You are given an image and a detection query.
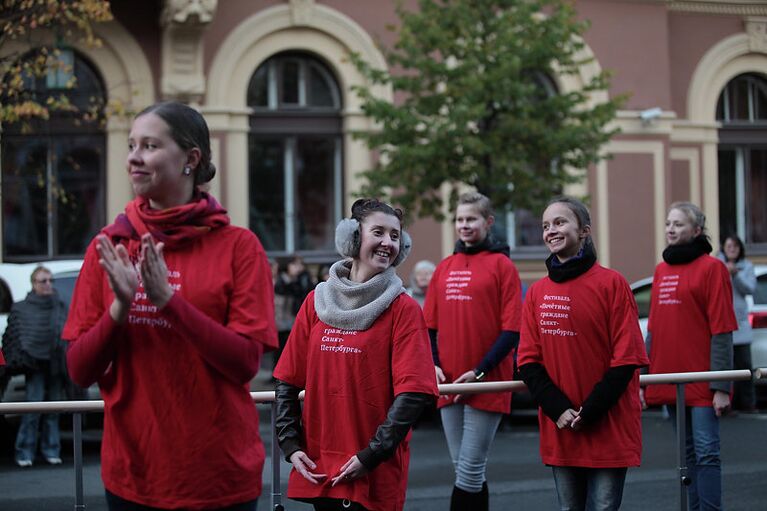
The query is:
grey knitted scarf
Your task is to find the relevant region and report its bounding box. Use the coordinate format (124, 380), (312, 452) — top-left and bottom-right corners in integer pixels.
(314, 260), (405, 331)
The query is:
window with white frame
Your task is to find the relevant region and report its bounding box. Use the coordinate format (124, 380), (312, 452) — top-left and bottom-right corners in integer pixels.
(1, 49), (106, 261)
(717, 73), (767, 248)
(247, 53), (343, 260)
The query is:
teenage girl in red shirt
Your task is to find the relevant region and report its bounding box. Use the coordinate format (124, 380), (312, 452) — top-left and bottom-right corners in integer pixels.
(643, 201), (736, 511)
(518, 196), (648, 511)
(423, 192), (522, 511)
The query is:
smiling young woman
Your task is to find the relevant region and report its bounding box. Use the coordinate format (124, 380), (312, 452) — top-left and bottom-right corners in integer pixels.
(518, 196), (649, 511)
(273, 199), (437, 511)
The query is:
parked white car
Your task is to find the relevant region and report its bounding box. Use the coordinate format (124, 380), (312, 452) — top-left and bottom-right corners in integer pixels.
(0, 260), (85, 402)
(631, 264), (767, 404)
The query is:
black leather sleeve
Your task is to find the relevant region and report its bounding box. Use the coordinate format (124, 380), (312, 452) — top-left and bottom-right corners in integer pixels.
(357, 392), (435, 471)
(274, 380), (304, 462)
(578, 365), (637, 426)
(519, 362), (574, 423)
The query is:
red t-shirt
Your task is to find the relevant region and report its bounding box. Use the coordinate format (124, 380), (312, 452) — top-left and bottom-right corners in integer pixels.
(273, 292), (438, 511)
(63, 225), (277, 509)
(0, 349), (4, 365)
(645, 255), (737, 407)
(423, 251), (522, 413)
(518, 264), (649, 467)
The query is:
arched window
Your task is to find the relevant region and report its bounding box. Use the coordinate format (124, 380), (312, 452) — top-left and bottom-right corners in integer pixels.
(494, 71), (559, 252)
(247, 53), (343, 260)
(1, 49), (106, 261)
(716, 73), (767, 248)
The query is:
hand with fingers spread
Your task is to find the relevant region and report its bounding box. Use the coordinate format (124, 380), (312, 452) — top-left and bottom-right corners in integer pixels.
(95, 234), (139, 323)
(289, 451), (327, 484)
(331, 455), (367, 487)
(139, 234), (174, 308)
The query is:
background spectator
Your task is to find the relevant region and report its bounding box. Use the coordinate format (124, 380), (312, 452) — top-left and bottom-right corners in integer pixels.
(406, 260), (436, 309)
(718, 234), (757, 412)
(5, 266), (68, 467)
(273, 255), (314, 368)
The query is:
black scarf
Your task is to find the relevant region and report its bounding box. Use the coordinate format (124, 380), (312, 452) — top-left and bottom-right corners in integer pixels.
(662, 235), (712, 265)
(545, 239), (598, 283)
(454, 234), (510, 256)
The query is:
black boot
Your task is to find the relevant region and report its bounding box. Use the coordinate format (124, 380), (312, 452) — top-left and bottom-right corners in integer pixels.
(479, 481), (489, 510)
(449, 483), (489, 511)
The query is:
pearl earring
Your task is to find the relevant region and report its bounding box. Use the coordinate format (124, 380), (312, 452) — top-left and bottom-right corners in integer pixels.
(183, 166), (192, 176)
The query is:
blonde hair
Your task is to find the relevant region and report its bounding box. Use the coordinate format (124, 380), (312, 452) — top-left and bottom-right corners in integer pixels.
(457, 192), (493, 219)
(668, 201), (707, 235)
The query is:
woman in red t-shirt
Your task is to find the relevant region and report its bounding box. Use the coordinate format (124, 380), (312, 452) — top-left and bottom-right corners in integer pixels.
(517, 196), (648, 510)
(643, 202), (736, 511)
(273, 199), (438, 511)
(423, 192), (522, 511)
(64, 102), (278, 510)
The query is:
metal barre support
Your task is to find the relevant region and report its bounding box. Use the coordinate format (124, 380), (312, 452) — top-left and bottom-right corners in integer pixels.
(270, 401), (284, 511)
(675, 384), (689, 511)
(73, 412), (85, 511)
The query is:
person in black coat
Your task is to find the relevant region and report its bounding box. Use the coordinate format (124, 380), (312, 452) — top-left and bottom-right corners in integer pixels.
(4, 266), (68, 467)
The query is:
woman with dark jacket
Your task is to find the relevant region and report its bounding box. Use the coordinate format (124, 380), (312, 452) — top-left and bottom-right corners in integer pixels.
(7, 266), (68, 467)
(718, 234), (757, 412)
(274, 199), (438, 511)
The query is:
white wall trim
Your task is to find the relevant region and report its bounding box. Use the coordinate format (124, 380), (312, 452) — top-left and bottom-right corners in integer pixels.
(670, 147), (701, 205)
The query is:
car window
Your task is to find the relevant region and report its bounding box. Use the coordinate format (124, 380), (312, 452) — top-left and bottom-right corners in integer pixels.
(633, 283), (652, 319)
(754, 273), (767, 305)
(52, 272), (79, 310)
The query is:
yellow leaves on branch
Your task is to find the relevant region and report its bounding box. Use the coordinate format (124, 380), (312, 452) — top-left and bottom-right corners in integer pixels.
(1, 0), (113, 44)
(1, 100), (49, 122)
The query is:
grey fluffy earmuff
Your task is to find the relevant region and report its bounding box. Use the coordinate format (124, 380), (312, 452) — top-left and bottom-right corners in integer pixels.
(334, 218), (412, 267)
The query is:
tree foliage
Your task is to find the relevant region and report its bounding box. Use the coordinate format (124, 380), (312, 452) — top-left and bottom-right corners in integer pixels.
(0, 0), (113, 129)
(351, 0), (625, 221)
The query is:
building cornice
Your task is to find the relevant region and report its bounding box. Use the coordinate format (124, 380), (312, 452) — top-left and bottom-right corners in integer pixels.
(668, 1), (767, 16)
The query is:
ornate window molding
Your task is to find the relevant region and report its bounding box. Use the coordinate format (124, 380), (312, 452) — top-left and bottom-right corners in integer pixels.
(668, 1), (767, 16)
(688, 23), (767, 123)
(160, 0), (218, 103)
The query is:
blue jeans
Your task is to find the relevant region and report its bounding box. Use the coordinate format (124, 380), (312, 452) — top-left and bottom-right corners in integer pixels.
(669, 406), (722, 511)
(551, 466), (627, 511)
(15, 369), (63, 462)
(106, 490), (258, 510)
(440, 404), (502, 493)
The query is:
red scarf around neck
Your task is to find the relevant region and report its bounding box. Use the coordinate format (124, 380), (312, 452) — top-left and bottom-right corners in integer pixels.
(102, 192), (230, 257)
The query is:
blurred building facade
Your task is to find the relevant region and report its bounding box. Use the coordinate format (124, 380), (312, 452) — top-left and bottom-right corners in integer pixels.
(1, 0), (766, 283)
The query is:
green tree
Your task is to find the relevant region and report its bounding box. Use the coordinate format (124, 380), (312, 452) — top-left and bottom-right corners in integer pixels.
(0, 0), (113, 129)
(351, 0), (625, 220)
